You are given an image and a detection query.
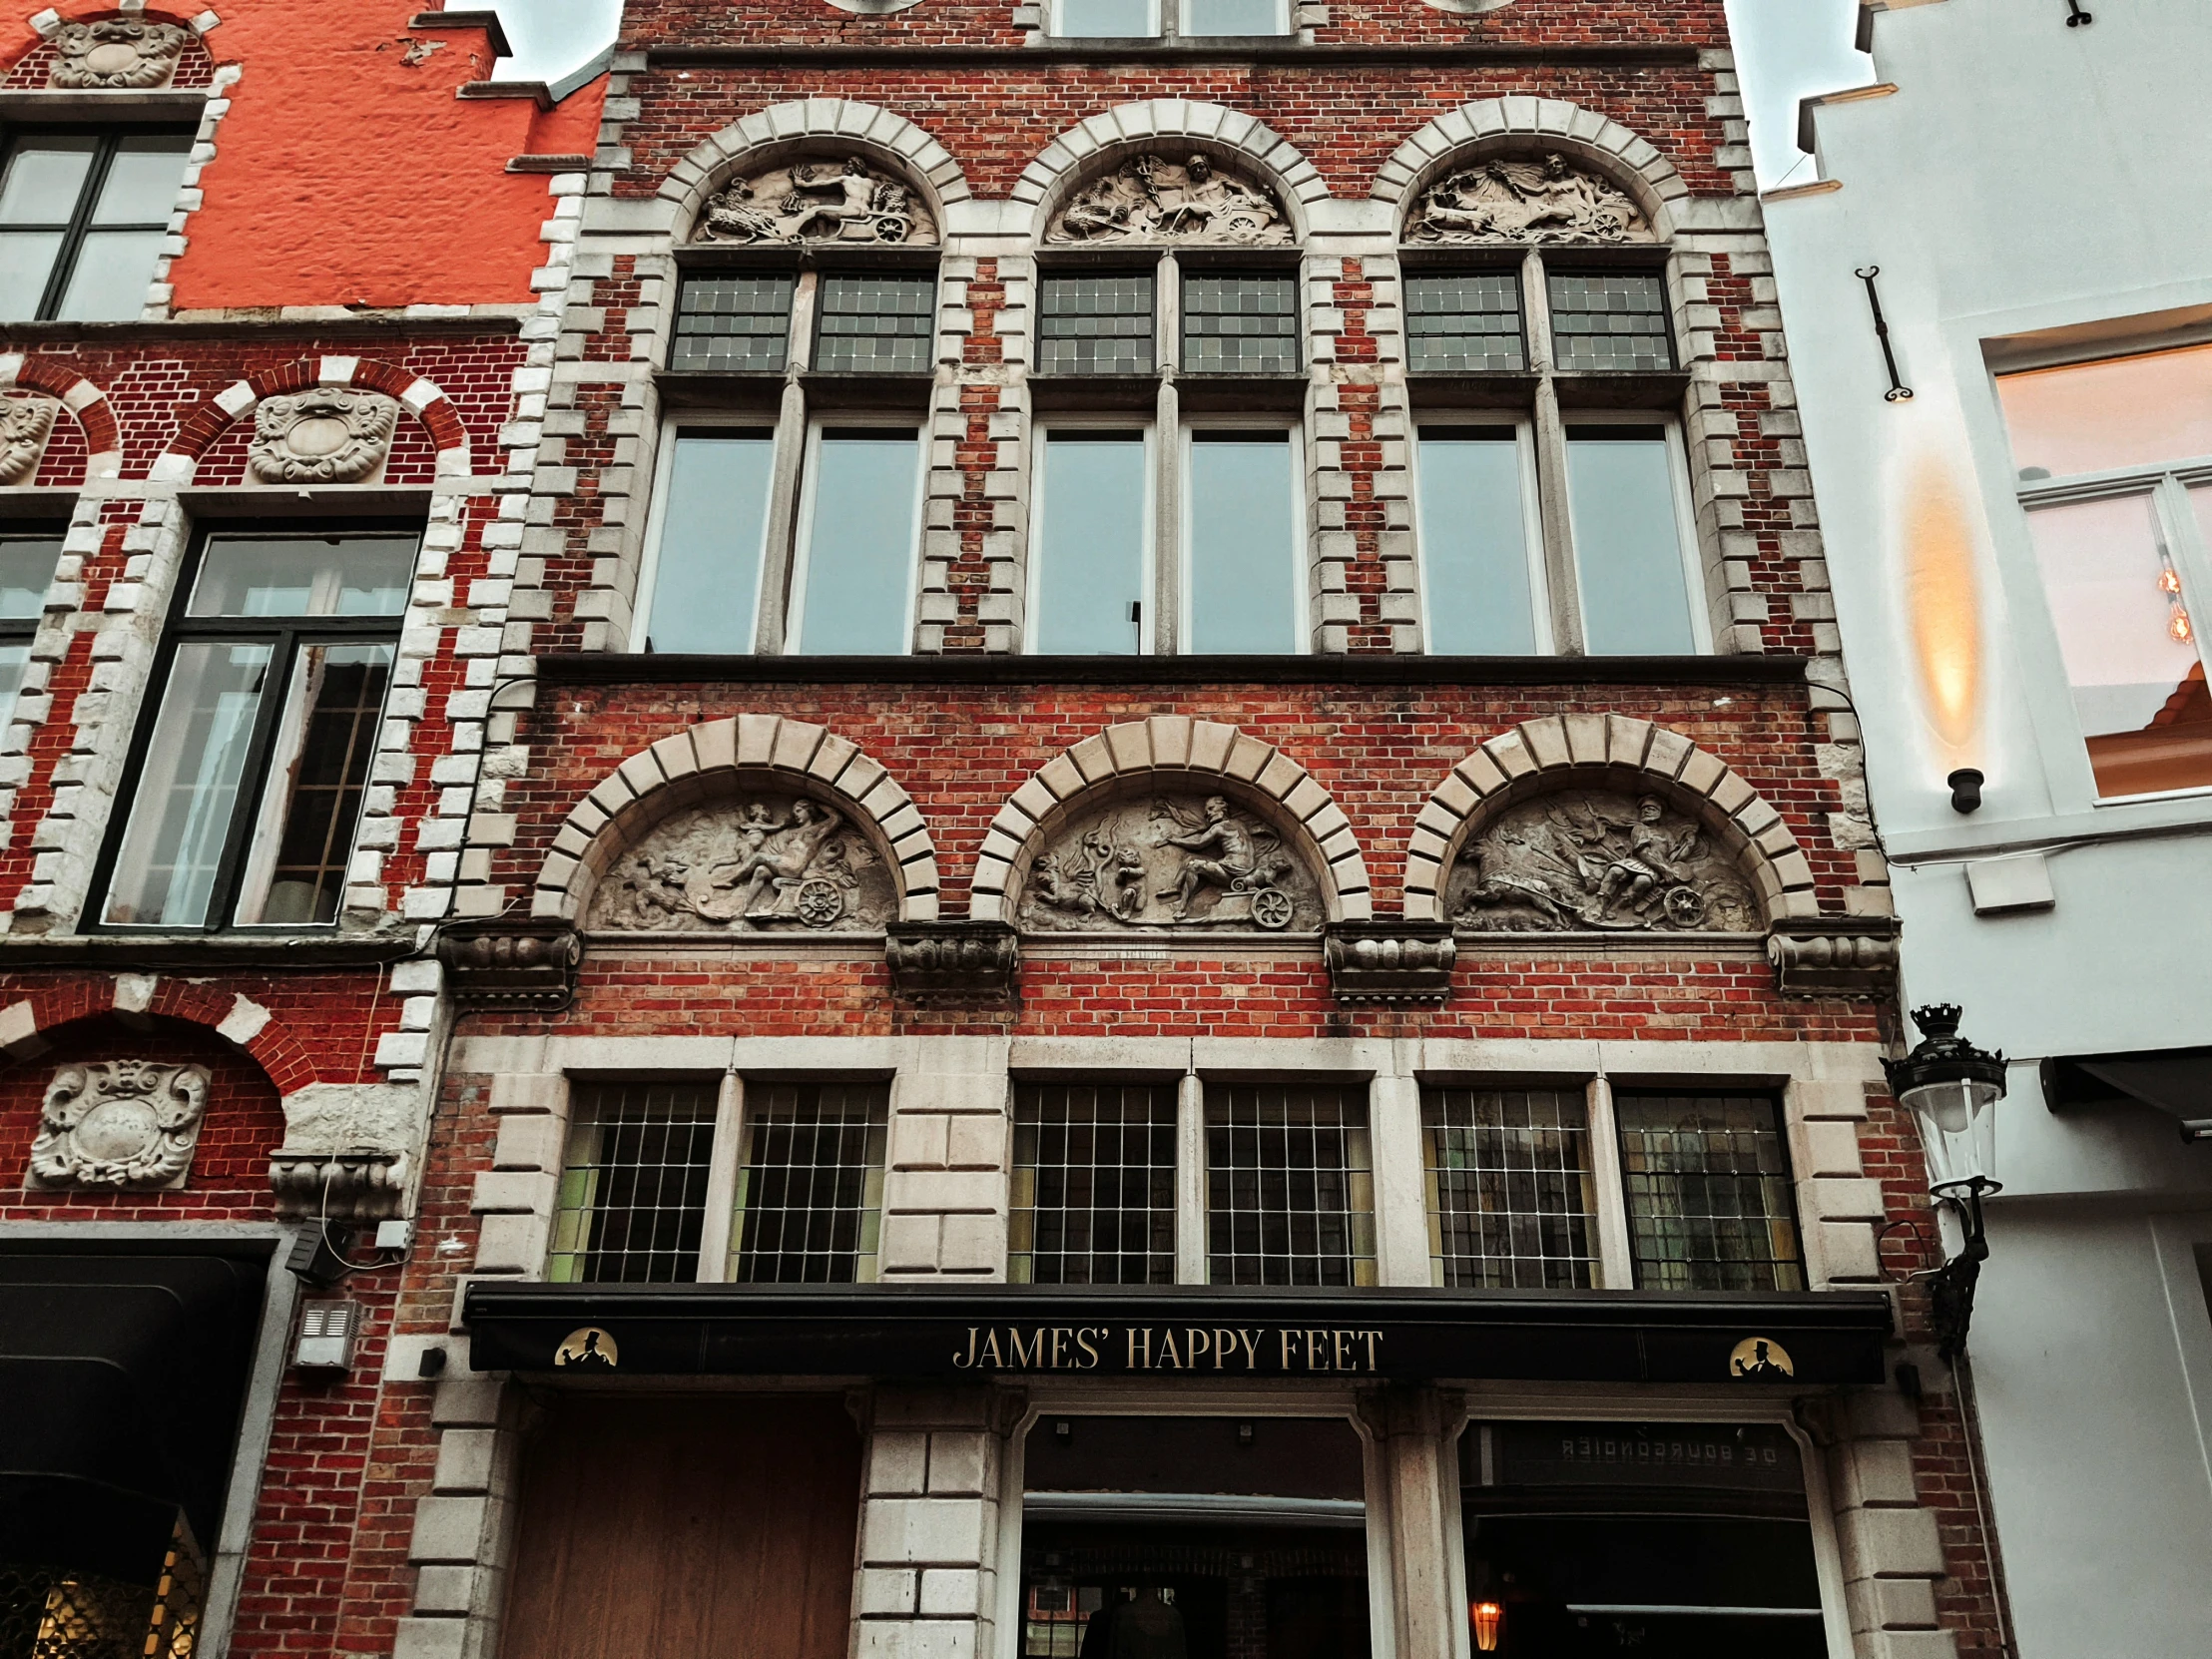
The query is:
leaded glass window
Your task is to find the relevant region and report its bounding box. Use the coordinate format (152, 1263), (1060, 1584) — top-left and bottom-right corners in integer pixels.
(1206, 1084), (1376, 1287)
(548, 1083), (720, 1283)
(1615, 1092), (1804, 1292)
(1406, 273), (1526, 373)
(731, 1081), (889, 1283)
(670, 274), (794, 371)
(1547, 271), (1674, 372)
(1011, 1083), (1178, 1285)
(1038, 273), (1156, 374)
(1182, 274), (1299, 374)
(815, 274), (936, 374)
(1422, 1087), (1598, 1289)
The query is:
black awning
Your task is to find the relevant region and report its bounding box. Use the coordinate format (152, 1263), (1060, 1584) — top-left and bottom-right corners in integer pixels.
(0, 1251), (267, 1584)
(2043, 1047), (2212, 1140)
(464, 1283), (1891, 1388)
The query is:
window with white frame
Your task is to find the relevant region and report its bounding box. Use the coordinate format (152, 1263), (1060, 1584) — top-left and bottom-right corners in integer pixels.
(1995, 340), (2212, 800)
(545, 1077), (890, 1285)
(0, 131), (193, 322)
(94, 529), (416, 930)
(0, 532), (62, 708)
(1047, 0), (1291, 38)
(1406, 257), (1708, 657)
(641, 264), (938, 657)
(1029, 424), (1152, 654)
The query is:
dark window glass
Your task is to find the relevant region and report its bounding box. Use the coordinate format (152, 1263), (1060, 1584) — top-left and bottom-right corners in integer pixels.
(1547, 271), (1674, 372)
(670, 274), (794, 372)
(1406, 273), (1526, 373)
(1615, 1092), (1804, 1291)
(732, 1081), (889, 1283)
(1038, 273), (1155, 375)
(1012, 1083), (1178, 1285)
(1422, 1087), (1597, 1289)
(1206, 1084), (1375, 1287)
(815, 274), (935, 374)
(549, 1083), (721, 1283)
(1182, 274), (1299, 374)
(0, 132), (191, 322)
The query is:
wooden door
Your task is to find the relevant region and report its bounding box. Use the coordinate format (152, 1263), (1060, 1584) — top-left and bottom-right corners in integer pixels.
(499, 1393), (861, 1659)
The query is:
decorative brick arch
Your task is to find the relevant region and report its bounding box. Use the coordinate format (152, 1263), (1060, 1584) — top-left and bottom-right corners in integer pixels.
(973, 718), (1372, 925)
(531, 715), (943, 924)
(0, 353), (121, 478)
(0, 975), (317, 1096)
(659, 99), (972, 241)
(1015, 101), (1331, 241)
(8, 5), (225, 89)
(1370, 97), (1694, 241)
(152, 355), (472, 483)
(1402, 715), (1817, 925)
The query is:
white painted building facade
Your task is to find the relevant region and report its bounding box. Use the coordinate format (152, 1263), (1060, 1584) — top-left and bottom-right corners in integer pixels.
(1768, 3), (2212, 1656)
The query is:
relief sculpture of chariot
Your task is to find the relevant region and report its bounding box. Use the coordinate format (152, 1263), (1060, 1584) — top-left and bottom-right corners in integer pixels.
(1447, 791), (1760, 934)
(1021, 794), (1322, 934)
(588, 796), (895, 933)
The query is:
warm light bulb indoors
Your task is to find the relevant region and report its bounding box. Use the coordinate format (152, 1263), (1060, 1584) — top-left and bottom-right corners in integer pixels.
(1471, 1601), (1503, 1653)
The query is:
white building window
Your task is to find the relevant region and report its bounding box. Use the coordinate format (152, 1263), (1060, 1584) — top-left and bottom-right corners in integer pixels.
(0, 131), (192, 322)
(637, 429), (777, 654)
(1997, 341), (2212, 800)
(1047, 0), (1289, 37)
(1183, 425), (1306, 655)
(1030, 424), (1154, 654)
(788, 423), (925, 655)
(1412, 421), (1548, 654)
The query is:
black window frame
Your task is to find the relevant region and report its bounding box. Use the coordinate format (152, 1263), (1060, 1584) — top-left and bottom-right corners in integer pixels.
(0, 524), (65, 684)
(86, 518), (421, 935)
(0, 126), (196, 323)
(1545, 266), (1679, 375)
(1403, 263), (1531, 376)
(1179, 266), (1303, 376)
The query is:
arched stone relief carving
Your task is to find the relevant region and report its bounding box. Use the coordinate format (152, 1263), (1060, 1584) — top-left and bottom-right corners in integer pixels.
(29, 1058), (210, 1189)
(694, 154), (938, 247)
(248, 387), (399, 484)
(974, 718), (1372, 930)
(1047, 153), (1292, 247)
(1405, 152), (1653, 246)
(1403, 716), (1818, 930)
(659, 101), (970, 246)
(533, 715), (941, 927)
(51, 18), (189, 89)
(0, 396), (58, 485)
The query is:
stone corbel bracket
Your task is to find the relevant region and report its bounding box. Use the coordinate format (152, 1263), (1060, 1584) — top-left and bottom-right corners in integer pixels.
(270, 1147), (409, 1222)
(437, 919), (584, 1010)
(1325, 920), (1457, 1004)
(886, 920), (1020, 1002)
(1766, 915), (1903, 1000)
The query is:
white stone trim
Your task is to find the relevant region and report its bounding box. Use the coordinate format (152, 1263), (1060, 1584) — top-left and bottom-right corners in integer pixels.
(529, 715), (944, 923)
(0, 357), (120, 477)
(972, 717), (1373, 924)
(142, 59), (240, 321)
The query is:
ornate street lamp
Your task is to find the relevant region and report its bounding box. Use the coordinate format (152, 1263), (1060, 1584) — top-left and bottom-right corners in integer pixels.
(1884, 1004), (2008, 1360)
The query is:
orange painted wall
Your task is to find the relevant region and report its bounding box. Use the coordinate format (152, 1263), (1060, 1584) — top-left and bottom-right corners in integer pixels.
(8, 3), (607, 308)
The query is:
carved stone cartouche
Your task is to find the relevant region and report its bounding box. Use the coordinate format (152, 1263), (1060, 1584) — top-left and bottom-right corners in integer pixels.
(589, 796), (895, 933)
(50, 19), (189, 90)
(696, 156), (937, 247)
(0, 397), (57, 486)
(1406, 151), (1650, 246)
(1047, 153), (1293, 247)
(1020, 794), (1321, 933)
(247, 388), (399, 485)
(30, 1059), (211, 1189)
(1448, 791), (1759, 934)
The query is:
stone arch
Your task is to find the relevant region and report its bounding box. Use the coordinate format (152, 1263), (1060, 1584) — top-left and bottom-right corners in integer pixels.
(0, 353), (122, 479)
(531, 715), (942, 925)
(1014, 101), (1331, 242)
(1402, 715), (1816, 926)
(659, 99), (971, 242)
(974, 717), (1372, 925)
(1370, 97), (1694, 242)
(0, 976), (317, 1095)
(7, 6), (224, 89)
(153, 355), (471, 483)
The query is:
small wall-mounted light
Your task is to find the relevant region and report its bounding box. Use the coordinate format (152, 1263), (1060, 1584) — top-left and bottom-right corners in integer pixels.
(1471, 1602), (1503, 1653)
(293, 1300), (362, 1372)
(1946, 768), (1984, 814)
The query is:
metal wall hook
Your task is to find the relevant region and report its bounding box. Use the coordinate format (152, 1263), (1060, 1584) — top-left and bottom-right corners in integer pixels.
(1854, 266), (1915, 402)
(2066, 0), (2094, 25)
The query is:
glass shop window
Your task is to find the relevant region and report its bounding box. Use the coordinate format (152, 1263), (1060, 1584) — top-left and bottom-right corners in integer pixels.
(1562, 424), (1699, 655)
(1012, 1082), (1178, 1286)
(1423, 1087), (1598, 1290)
(1022, 1416), (1371, 1659)
(1031, 428), (1151, 654)
(1614, 1092), (1804, 1292)
(548, 1083), (721, 1284)
(1461, 1419), (1827, 1658)
(639, 428), (777, 654)
(1038, 273), (1157, 375)
(788, 425), (923, 654)
(0, 533), (61, 707)
(97, 531), (415, 930)
(1414, 424), (1544, 654)
(1206, 1084), (1376, 1287)
(0, 132), (193, 322)
(730, 1080), (889, 1284)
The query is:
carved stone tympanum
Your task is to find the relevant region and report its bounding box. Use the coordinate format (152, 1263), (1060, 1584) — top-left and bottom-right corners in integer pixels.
(1021, 794), (1321, 933)
(51, 19), (190, 90)
(0, 397), (57, 487)
(30, 1059), (211, 1190)
(248, 388), (399, 485)
(589, 796), (895, 933)
(1407, 152), (1651, 245)
(1449, 792), (1759, 933)
(1047, 154), (1292, 247)
(697, 156), (937, 246)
